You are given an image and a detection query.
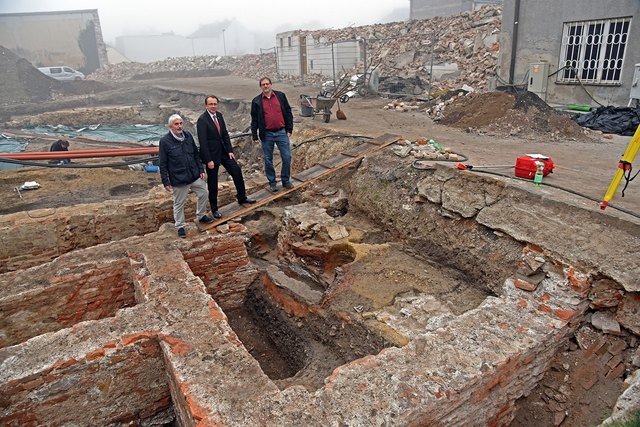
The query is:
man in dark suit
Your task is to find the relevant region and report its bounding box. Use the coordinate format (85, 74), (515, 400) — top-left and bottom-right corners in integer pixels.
(197, 95), (255, 219)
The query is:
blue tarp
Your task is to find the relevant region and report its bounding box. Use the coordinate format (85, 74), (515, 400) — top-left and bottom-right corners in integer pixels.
(25, 124), (167, 145)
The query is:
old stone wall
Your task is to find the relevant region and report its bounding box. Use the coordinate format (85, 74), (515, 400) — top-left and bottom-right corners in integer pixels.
(0, 255), (135, 348)
(348, 153), (640, 293)
(181, 223), (258, 310)
(0, 188), (174, 273)
(0, 227), (262, 426)
(2, 158), (639, 425)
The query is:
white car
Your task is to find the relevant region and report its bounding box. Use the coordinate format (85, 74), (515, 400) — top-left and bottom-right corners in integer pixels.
(38, 66), (85, 81)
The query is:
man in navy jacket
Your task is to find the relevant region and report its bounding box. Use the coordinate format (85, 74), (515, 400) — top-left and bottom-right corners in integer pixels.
(159, 114), (213, 238)
(197, 95), (255, 219)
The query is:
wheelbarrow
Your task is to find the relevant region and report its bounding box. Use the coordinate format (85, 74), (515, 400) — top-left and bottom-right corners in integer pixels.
(300, 95), (337, 123)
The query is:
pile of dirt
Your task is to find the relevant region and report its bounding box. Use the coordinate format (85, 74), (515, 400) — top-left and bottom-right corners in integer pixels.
(0, 45), (113, 108)
(439, 90), (594, 142)
(0, 46), (59, 107)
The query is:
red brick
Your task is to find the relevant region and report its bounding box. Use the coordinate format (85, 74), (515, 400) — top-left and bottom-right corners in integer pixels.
(527, 243), (543, 253)
(514, 278), (537, 292)
(208, 300), (226, 321)
(538, 304), (552, 314)
(85, 348), (106, 361)
(121, 331), (157, 346)
(51, 358), (78, 370)
(553, 308), (579, 321)
(605, 363), (626, 379)
(159, 334), (195, 356)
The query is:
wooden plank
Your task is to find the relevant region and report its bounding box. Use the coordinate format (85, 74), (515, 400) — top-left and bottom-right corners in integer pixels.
(318, 153), (355, 169)
(199, 134), (401, 230)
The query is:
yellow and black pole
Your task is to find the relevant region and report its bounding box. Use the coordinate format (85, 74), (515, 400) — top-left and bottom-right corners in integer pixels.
(601, 124), (640, 209)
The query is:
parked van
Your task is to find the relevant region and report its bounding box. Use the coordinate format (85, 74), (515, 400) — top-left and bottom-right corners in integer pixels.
(38, 66), (85, 81)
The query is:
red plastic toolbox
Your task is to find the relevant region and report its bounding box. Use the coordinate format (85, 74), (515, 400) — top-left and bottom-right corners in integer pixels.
(515, 155), (554, 179)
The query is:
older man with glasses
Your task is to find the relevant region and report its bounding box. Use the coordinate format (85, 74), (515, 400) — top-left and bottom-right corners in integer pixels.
(159, 114), (213, 238)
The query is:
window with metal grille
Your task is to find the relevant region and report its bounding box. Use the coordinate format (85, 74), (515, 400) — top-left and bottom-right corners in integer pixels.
(558, 17), (631, 84)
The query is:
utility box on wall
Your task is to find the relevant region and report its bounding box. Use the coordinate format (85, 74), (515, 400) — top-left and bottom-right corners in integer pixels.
(630, 63), (640, 106)
(528, 62), (549, 101)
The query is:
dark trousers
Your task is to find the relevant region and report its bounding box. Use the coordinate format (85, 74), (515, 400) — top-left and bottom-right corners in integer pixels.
(206, 157), (247, 211)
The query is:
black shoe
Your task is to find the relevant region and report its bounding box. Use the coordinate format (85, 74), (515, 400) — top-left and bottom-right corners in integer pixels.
(269, 184), (279, 192)
(283, 181), (294, 189)
(213, 211), (222, 219)
(199, 215), (214, 224)
(177, 227), (186, 238)
(239, 197), (257, 204)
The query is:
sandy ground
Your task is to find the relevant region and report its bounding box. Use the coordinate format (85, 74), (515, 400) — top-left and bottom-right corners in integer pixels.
(2, 75), (639, 224)
(1, 75), (637, 425)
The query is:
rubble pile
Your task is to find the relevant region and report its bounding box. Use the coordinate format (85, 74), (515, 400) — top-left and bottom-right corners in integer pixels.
(431, 90), (593, 141)
(90, 53), (278, 83)
(301, 5), (502, 93)
(89, 6), (501, 95)
(391, 137), (465, 162)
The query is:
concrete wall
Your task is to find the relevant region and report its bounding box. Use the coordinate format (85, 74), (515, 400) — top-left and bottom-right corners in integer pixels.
(115, 21), (253, 63)
(306, 37), (361, 80)
(275, 31), (362, 80)
(410, 0), (502, 20)
(0, 10), (108, 74)
(499, 0), (640, 106)
(276, 32), (302, 77)
(411, 0), (475, 19)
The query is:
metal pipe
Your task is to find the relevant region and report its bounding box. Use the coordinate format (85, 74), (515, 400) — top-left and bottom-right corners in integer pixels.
(2, 147), (159, 160)
(428, 32), (436, 100)
(509, 0), (521, 84)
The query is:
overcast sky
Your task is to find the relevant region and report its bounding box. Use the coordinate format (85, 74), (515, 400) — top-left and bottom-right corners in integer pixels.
(0, 0), (410, 44)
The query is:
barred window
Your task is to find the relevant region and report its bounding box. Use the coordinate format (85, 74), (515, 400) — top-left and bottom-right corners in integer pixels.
(558, 17), (631, 84)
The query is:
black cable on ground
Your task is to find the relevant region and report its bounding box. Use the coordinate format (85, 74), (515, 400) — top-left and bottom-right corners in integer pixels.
(0, 156), (159, 169)
(465, 169), (640, 219)
(292, 133), (373, 150)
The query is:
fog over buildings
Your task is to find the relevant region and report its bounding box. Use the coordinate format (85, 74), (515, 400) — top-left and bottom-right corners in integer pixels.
(0, 0), (409, 58)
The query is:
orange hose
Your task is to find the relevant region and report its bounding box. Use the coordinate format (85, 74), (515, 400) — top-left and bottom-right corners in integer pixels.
(1, 147), (159, 160)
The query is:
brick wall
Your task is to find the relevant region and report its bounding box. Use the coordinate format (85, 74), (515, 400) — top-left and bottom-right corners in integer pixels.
(0, 190), (175, 273)
(0, 257), (136, 348)
(182, 224), (259, 310)
(1, 334), (172, 426)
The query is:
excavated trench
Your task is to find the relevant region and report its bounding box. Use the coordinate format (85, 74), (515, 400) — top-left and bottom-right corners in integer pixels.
(1, 98), (638, 426)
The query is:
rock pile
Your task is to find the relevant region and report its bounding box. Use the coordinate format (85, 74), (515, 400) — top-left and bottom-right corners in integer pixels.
(89, 5), (502, 96)
(90, 53), (278, 83)
(300, 5), (502, 93)
(430, 89), (595, 141)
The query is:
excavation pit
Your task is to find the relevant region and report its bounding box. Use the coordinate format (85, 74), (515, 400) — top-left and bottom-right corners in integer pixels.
(0, 50), (638, 424)
(1, 142), (639, 425)
(0, 255), (137, 348)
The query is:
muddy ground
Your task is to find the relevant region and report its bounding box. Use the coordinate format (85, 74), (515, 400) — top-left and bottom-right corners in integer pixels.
(2, 74), (639, 425)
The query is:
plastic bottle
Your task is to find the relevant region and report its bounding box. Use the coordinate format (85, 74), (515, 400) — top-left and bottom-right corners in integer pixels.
(428, 138), (443, 151)
(534, 161), (544, 186)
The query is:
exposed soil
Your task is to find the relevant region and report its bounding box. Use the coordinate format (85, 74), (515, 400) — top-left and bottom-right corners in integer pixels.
(2, 61), (639, 425)
(440, 89), (591, 141)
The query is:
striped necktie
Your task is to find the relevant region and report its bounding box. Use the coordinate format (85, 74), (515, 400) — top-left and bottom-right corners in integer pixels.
(212, 114), (220, 133)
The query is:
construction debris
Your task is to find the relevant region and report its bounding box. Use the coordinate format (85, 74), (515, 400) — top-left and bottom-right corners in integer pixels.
(88, 5), (502, 97)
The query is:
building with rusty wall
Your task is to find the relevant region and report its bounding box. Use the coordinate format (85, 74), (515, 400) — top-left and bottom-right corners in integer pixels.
(0, 9), (108, 75)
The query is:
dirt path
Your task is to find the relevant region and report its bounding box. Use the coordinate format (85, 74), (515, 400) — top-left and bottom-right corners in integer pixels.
(2, 74), (639, 221)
